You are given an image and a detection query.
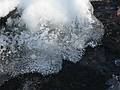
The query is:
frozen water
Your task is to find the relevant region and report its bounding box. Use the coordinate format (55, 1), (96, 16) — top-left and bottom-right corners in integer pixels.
(115, 59), (120, 67)
(0, 0), (104, 78)
(106, 75), (120, 90)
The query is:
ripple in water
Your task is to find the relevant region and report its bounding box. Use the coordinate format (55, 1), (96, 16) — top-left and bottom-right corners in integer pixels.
(0, 0), (104, 77)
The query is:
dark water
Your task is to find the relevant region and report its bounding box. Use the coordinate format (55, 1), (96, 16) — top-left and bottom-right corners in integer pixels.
(0, 1), (120, 90)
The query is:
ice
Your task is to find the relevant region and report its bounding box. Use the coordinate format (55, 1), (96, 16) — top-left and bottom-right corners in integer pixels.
(0, 0), (104, 78)
(106, 75), (120, 90)
(115, 59), (120, 67)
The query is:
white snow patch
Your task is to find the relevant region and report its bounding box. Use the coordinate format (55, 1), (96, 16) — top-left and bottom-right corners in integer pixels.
(0, 0), (20, 17)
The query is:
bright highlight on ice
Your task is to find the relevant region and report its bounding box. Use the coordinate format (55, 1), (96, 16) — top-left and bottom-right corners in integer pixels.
(0, 0), (104, 76)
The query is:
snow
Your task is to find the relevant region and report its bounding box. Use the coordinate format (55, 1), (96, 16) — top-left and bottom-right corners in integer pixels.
(0, 0), (104, 76)
(0, 0), (19, 17)
(21, 0), (94, 32)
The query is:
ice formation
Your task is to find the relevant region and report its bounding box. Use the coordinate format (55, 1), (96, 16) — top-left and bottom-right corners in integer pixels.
(0, 0), (104, 77)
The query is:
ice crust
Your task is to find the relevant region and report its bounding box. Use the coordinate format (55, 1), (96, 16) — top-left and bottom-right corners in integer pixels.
(0, 0), (104, 76)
